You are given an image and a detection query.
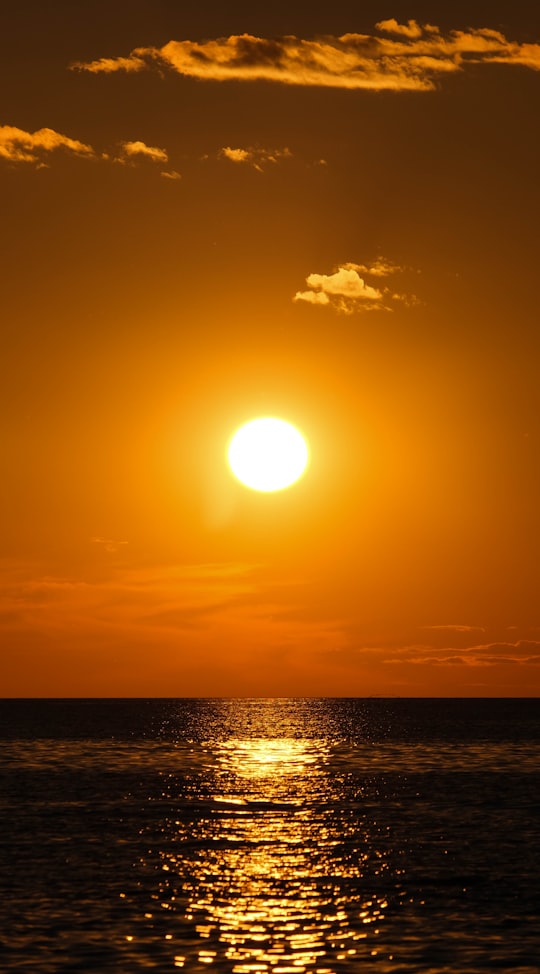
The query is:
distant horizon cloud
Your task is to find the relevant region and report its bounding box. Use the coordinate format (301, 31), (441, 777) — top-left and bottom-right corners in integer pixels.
(384, 640), (540, 667)
(294, 259), (418, 313)
(420, 624), (487, 633)
(0, 560), (344, 695)
(2, 557), (538, 694)
(72, 21), (540, 92)
(0, 124), (94, 164)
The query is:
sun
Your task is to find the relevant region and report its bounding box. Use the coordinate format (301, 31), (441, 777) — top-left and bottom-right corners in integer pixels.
(228, 417), (309, 492)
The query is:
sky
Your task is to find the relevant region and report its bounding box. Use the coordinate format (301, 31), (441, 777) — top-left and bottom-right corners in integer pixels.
(1, 0), (539, 697)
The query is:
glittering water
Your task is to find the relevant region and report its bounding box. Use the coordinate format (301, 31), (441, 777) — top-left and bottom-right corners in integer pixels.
(0, 699), (538, 972)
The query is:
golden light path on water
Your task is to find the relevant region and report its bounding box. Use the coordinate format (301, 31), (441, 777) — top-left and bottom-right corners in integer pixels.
(143, 731), (390, 973)
(2, 700), (539, 973)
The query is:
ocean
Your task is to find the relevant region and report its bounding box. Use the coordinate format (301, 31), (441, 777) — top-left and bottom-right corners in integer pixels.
(0, 698), (538, 973)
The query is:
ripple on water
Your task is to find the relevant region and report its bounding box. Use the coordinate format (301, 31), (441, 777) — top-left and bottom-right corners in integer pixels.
(0, 699), (538, 972)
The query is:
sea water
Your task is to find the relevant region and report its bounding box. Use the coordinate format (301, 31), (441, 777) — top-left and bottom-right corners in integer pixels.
(0, 698), (538, 972)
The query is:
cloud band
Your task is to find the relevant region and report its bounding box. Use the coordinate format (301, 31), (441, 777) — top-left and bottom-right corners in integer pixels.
(73, 22), (540, 92)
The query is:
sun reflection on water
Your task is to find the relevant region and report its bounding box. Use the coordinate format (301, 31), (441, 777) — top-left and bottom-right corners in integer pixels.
(131, 727), (390, 972)
(215, 736), (322, 780)
(2, 700), (537, 973)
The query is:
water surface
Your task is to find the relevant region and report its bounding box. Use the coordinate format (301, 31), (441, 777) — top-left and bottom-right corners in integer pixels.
(0, 698), (538, 972)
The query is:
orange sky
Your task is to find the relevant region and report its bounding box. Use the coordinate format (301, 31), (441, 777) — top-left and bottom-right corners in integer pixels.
(1, 1), (539, 696)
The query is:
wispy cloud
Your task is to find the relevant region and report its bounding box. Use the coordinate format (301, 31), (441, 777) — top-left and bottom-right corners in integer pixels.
(0, 560), (339, 647)
(90, 536), (129, 554)
(384, 640), (540, 667)
(420, 624), (486, 633)
(219, 145), (292, 172)
(0, 124), (94, 165)
(0, 561), (344, 694)
(2, 561), (538, 694)
(352, 257), (406, 277)
(294, 259), (418, 313)
(72, 22), (540, 92)
(316, 636), (540, 681)
(0, 562), (266, 657)
(74, 54), (148, 74)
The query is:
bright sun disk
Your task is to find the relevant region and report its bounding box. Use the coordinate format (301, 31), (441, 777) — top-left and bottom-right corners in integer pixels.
(228, 417), (309, 492)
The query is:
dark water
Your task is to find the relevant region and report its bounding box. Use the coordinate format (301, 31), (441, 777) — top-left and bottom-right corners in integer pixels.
(0, 699), (538, 973)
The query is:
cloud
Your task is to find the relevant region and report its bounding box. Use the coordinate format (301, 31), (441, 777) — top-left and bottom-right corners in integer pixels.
(220, 147), (249, 163)
(72, 23), (540, 92)
(294, 258), (418, 313)
(307, 268), (381, 299)
(1, 125), (178, 176)
(383, 639), (540, 667)
(160, 169), (182, 180)
(219, 145), (292, 171)
(317, 636), (540, 684)
(293, 290), (330, 307)
(116, 140), (168, 163)
(293, 266), (381, 313)
(0, 560), (346, 695)
(72, 54), (148, 74)
(376, 19), (428, 39)
(2, 560), (538, 695)
(349, 258), (405, 277)
(0, 560), (253, 624)
(0, 124), (94, 165)
(420, 624), (486, 633)
(91, 536), (129, 554)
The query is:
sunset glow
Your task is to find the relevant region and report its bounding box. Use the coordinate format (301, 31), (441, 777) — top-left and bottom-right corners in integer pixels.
(1, 2), (539, 697)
